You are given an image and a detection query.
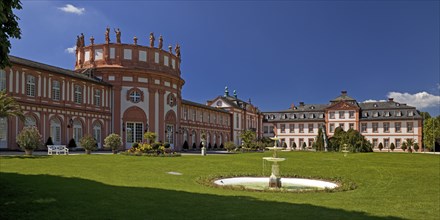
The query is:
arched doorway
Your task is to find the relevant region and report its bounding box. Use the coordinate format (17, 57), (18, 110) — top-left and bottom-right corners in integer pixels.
(73, 119), (83, 147)
(123, 106), (147, 148)
(0, 117), (7, 149)
(93, 122), (102, 148)
(165, 110), (176, 149)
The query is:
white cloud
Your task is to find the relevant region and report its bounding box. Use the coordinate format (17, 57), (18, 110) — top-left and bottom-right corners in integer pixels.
(363, 99), (386, 103)
(387, 91), (440, 110)
(58, 4), (85, 15)
(65, 45), (76, 54)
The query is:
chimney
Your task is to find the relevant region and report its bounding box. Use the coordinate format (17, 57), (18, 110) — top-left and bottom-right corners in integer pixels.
(388, 98), (394, 102)
(341, 90), (347, 95)
(299, 102), (305, 106)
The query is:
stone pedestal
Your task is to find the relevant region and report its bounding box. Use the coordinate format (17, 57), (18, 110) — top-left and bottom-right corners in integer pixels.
(201, 147), (206, 156)
(269, 162), (281, 188)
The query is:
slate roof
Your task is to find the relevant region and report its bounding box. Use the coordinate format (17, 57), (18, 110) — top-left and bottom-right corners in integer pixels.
(9, 55), (110, 85)
(182, 99), (230, 114)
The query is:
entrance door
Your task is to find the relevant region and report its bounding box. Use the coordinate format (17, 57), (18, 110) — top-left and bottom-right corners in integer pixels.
(0, 117), (7, 149)
(126, 122), (143, 148)
(166, 124), (174, 149)
(50, 118), (61, 145)
(93, 124), (102, 148)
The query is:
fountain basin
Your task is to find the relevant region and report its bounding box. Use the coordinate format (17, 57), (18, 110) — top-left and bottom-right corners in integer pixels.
(262, 157), (286, 162)
(214, 177), (338, 191)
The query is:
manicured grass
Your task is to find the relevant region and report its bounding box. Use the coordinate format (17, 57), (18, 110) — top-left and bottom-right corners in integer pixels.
(0, 152), (439, 219)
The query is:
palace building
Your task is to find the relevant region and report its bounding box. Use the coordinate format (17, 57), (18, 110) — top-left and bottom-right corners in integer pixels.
(0, 31), (263, 150)
(262, 91), (423, 150)
(0, 31), (423, 151)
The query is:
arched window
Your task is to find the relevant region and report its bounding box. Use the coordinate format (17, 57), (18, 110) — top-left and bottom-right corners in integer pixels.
(93, 123), (102, 148)
(50, 118), (62, 144)
(213, 133), (217, 145)
(24, 116), (36, 127)
(183, 129), (188, 142)
(73, 120), (83, 146)
(207, 133), (211, 146)
(191, 130), (196, 145)
(219, 134), (223, 145)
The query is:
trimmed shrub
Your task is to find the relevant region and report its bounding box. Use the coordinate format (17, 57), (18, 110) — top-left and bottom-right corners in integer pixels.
(292, 142), (297, 150)
(302, 142), (306, 150)
(132, 142), (139, 149)
(192, 143), (197, 149)
(378, 143), (383, 151)
(390, 143), (395, 152)
(219, 143), (224, 149)
(224, 141), (236, 152)
(282, 142), (287, 149)
(152, 142), (160, 150)
(401, 142), (407, 151)
(208, 143), (212, 149)
(68, 138), (77, 149)
(164, 142), (171, 148)
(182, 140), (189, 150)
(214, 143), (218, 149)
(80, 135), (97, 152)
(414, 143), (420, 152)
(199, 141), (203, 149)
(104, 133), (122, 151)
(16, 126), (42, 151)
(45, 137), (54, 147)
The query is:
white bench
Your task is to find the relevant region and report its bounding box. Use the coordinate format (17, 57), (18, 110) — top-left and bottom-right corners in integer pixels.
(47, 145), (69, 155)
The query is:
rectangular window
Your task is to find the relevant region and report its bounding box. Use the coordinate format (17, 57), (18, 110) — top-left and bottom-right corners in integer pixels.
(330, 123), (335, 133)
(339, 123), (344, 131)
(339, 111), (345, 119)
(308, 123), (313, 133)
(289, 124), (295, 133)
(95, 49), (103, 60)
(183, 108), (188, 120)
(407, 122), (413, 133)
(299, 124), (304, 133)
(110, 48), (115, 59)
(235, 113), (239, 129)
(155, 52), (159, 63)
(373, 139), (378, 148)
(164, 56), (169, 66)
(372, 123), (378, 133)
(383, 122), (390, 133)
(280, 124), (286, 133)
(200, 111), (204, 122)
(349, 123), (354, 130)
(192, 109), (196, 121)
(349, 111), (355, 119)
(308, 138), (314, 147)
(52, 80), (60, 101)
(26, 75), (35, 97)
(396, 139), (401, 148)
(85, 51), (90, 61)
(269, 126), (274, 134)
(172, 59), (176, 69)
(395, 122), (401, 132)
(74, 85), (82, 104)
(139, 51), (147, 62)
(123, 49), (132, 60)
(361, 123), (367, 133)
(94, 89), (101, 106)
(0, 70), (6, 91)
(330, 112), (335, 119)
(263, 126), (269, 134)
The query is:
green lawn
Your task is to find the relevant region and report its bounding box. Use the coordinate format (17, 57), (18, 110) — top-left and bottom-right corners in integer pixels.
(0, 152), (439, 220)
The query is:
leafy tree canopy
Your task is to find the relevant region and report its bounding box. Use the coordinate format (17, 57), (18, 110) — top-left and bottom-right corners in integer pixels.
(0, 0), (22, 68)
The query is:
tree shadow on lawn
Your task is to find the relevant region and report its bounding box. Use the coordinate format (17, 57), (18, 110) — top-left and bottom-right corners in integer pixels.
(0, 155), (52, 160)
(0, 173), (402, 220)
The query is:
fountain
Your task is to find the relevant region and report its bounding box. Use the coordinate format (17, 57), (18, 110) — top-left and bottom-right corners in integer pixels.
(213, 136), (339, 192)
(263, 136), (285, 188)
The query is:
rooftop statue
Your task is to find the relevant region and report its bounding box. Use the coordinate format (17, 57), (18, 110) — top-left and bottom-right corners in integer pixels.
(114, 28), (121, 44)
(80, 33), (85, 47)
(90, 36), (95, 45)
(76, 35), (81, 48)
(133, 36), (138, 45)
(158, 35), (163, 50)
(149, 32), (155, 47)
(168, 45), (173, 54)
(105, 27), (110, 43)
(175, 44), (181, 58)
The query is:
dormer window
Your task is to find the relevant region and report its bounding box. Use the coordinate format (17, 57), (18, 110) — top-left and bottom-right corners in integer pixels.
(396, 103), (400, 107)
(270, 114), (275, 120)
(319, 114), (324, 119)
(364, 112), (369, 117)
(373, 104), (378, 107)
(310, 106), (315, 109)
(373, 112), (379, 117)
(291, 114), (297, 119)
(309, 114), (315, 119)
(408, 111), (414, 116)
(396, 111), (402, 117)
(385, 112), (391, 117)
(283, 114), (288, 119)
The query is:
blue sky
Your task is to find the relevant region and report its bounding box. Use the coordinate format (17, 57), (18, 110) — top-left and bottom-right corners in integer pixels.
(10, 0), (440, 116)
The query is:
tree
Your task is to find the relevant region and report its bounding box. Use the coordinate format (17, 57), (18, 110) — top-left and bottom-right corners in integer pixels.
(0, 0), (22, 68)
(414, 143), (420, 152)
(420, 112), (431, 120)
(423, 116), (440, 151)
(0, 91), (24, 121)
(315, 128), (325, 151)
(143, 131), (157, 144)
(104, 133), (122, 152)
(406, 138), (415, 152)
(182, 140), (189, 150)
(16, 126), (42, 154)
(328, 128), (372, 152)
(240, 130), (256, 149)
